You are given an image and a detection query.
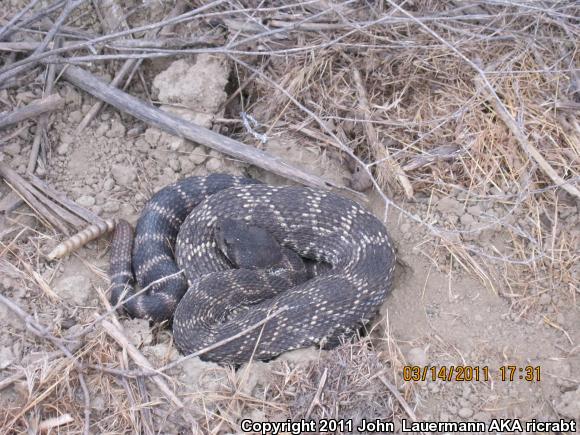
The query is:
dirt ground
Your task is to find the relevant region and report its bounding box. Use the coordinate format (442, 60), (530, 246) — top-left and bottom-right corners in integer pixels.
(0, 1), (578, 434)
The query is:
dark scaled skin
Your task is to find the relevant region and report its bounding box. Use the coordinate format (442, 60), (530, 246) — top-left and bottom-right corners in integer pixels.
(172, 184), (396, 364)
(109, 174), (396, 364)
(109, 174), (259, 321)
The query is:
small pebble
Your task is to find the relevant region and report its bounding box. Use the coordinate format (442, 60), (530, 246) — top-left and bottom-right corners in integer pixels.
(460, 214), (476, 226)
(103, 178), (115, 191)
(169, 158), (181, 172)
(68, 110), (83, 123)
(35, 166), (47, 177)
(95, 122), (109, 137)
(134, 138), (150, 153)
(54, 275), (92, 305)
(458, 407), (474, 418)
(3, 142), (21, 156)
(538, 293), (551, 305)
(406, 347), (428, 367)
(111, 164), (136, 186)
(76, 195), (96, 207)
(205, 157), (222, 171)
(473, 411), (491, 421)
(106, 119), (126, 138)
(189, 146), (207, 164)
(0, 346), (16, 369)
(103, 202), (120, 213)
(56, 142), (69, 155)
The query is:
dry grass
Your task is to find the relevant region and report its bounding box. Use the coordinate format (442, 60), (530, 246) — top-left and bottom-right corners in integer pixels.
(0, 0), (578, 433)
(238, 0), (579, 309)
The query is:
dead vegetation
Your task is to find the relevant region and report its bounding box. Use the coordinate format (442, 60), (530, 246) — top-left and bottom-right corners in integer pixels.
(0, 0), (578, 433)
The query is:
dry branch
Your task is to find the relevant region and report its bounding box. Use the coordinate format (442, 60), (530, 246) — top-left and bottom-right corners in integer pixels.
(75, 1), (186, 133)
(98, 317), (184, 408)
(27, 37), (60, 173)
(0, 0), (67, 42)
(62, 64), (354, 194)
(476, 76), (580, 200)
(27, 174), (105, 225)
(0, 162), (69, 234)
(0, 163), (109, 246)
(0, 94), (64, 129)
(0, 0), (86, 87)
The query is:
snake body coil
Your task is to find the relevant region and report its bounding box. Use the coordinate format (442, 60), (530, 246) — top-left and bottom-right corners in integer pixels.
(110, 173), (395, 364)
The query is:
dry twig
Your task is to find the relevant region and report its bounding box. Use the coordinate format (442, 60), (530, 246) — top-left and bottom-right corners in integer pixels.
(0, 94), (64, 129)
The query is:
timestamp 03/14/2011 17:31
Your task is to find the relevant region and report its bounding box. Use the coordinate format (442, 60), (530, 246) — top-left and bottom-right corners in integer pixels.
(403, 365), (541, 382)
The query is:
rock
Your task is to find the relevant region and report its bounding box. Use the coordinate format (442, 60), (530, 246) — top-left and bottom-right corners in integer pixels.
(169, 158), (181, 172)
(436, 197), (462, 214)
(178, 356), (223, 393)
(15, 91), (36, 104)
(106, 119), (126, 138)
(54, 274), (92, 305)
(0, 346), (16, 369)
(151, 148), (170, 165)
(144, 128), (162, 147)
(111, 164), (136, 186)
(143, 342), (179, 365)
(121, 318), (153, 347)
(76, 195), (95, 207)
(95, 122), (109, 137)
(406, 347), (428, 367)
(103, 178), (115, 191)
(134, 137), (150, 153)
(56, 141), (70, 155)
(458, 407), (474, 418)
(153, 55), (229, 114)
(103, 202), (119, 213)
(538, 293), (551, 305)
(554, 387), (580, 419)
(445, 213), (459, 225)
(467, 205), (483, 216)
(181, 159), (195, 174)
(68, 110), (82, 123)
(205, 157), (222, 171)
(189, 146), (208, 164)
(276, 347), (320, 365)
(473, 411), (491, 421)
(237, 361), (272, 395)
(159, 131), (186, 151)
(3, 142), (21, 156)
(460, 214), (476, 226)
(163, 167), (175, 178)
(35, 165), (46, 177)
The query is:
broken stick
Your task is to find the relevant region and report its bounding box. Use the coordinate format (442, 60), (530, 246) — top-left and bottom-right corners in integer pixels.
(0, 94), (64, 129)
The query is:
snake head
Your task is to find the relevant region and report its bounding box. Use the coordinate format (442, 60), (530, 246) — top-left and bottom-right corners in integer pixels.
(214, 218), (284, 269)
